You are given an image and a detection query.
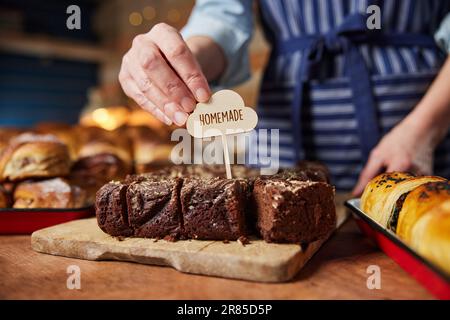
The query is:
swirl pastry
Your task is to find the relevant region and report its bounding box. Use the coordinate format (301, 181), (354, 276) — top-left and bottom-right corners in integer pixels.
(0, 133), (71, 182)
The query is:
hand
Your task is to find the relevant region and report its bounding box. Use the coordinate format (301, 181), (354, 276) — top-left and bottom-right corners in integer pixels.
(352, 116), (442, 196)
(119, 23), (211, 126)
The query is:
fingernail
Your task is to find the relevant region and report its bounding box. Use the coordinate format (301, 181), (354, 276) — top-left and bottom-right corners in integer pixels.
(155, 109), (172, 126)
(181, 96), (196, 112)
(174, 111), (188, 126)
(195, 88), (210, 102)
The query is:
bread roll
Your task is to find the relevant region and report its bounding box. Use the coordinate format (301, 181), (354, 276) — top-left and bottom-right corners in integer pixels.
(34, 123), (79, 160)
(0, 133), (71, 182)
(396, 181), (450, 242)
(361, 172), (415, 225)
(410, 200), (450, 275)
(0, 128), (24, 156)
(13, 178), (86, 209)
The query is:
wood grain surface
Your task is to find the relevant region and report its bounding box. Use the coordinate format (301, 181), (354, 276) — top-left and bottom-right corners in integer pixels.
(29, 194), (349, 283)
(30, 218), (336, 283)
(0, 218), (433, 299)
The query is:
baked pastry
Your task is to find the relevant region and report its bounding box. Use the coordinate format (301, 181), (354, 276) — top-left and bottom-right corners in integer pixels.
(410, 200), (450, 275)
(34, 123), (79, 160)
(395, 181), (450, 241)
(361, 172), (450, 274)
(253, 178), (336, 243)
(71, 126), (133, 203)
(0, 128), (23, 155)
(379, 176), (445, 228)
(0, 184), (10, 208)
(361, 173), (445, 227)
(0, 133), (71, 182)
(13, 178), (87, 209)
(128, 126), (174, 174)
(361, 172), (414, 224)
(181, 177), (250, 240)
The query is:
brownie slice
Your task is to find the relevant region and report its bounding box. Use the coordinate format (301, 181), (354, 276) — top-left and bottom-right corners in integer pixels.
(126, 178), (183, 239)
(253, 178), (336, 243)
(181, 177), (250, 240)
(95, 181), (133, 237)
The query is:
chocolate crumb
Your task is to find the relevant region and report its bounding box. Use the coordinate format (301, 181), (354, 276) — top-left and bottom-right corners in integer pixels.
(222, 239), (230, 244)
(237, 236), (249, 246)
(163, 235), (177, 242)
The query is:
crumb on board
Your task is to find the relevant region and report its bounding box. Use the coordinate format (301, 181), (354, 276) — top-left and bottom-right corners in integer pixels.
(237, 236), (250, 246)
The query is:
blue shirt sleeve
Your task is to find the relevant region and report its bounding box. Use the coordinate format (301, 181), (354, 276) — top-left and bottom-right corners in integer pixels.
(435, 13), (450, 53)
(180, 0), (254, 88)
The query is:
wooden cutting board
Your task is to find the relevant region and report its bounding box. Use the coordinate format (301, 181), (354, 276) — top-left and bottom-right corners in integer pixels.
(31, 195), (349, 283)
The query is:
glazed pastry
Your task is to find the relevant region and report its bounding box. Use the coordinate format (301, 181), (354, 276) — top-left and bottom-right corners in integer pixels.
(379, 176), (446, 229)
(0, 128), (23, 155)
(13, 178), (86, 209)
(361, 172), (415, 225)
(34, 123), (79, 160)
(395, 181), (450, 241)
(0, 133), (71, 182)
(410, 200), (450, 275)
(0, 184), (10, 208)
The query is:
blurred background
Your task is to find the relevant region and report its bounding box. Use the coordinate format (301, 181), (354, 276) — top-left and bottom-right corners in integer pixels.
(0, 0), (269, 130)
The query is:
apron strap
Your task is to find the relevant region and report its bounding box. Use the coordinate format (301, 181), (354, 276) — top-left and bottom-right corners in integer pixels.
(272, 13), (438, 163)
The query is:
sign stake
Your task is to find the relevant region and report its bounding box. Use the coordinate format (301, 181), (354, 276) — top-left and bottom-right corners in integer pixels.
(221, 134), (232, 179)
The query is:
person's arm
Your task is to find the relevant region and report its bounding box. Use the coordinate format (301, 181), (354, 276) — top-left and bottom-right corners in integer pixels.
(352, 56), (450, 195)
(118, 0), (253, 126)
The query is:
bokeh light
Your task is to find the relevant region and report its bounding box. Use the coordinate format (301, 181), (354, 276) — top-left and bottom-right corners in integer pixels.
(129, 12), (143, 26)
(143, 6), (156, 21)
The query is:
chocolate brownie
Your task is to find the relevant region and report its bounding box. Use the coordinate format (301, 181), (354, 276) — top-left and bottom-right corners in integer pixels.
(253, 178), (336, 243)
(133, 165), (260, 180)
(95, 162), (336, 244)
(181, 177), (250, 240)
(126, 178), (183, 238)
(95, 181), (133, 237)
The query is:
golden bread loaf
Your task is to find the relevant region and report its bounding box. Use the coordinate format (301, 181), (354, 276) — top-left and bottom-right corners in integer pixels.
(396, 181), (450, 242)
(361, 172), (414, 225)
(410, 200), (450, 274)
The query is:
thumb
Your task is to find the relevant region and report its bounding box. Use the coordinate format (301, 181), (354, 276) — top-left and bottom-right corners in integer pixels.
(352, 154), (384, 196)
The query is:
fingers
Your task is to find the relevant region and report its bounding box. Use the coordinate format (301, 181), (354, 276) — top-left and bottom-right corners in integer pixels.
(386, 156), (432, 176)
(136, 41), (196, 112)
(386, 157), (412, 173)
(352, 152), (385, 196)
(122, 48), (189, 126)
(119, 69), (172, 126)
(118, 23), (211, 127)
(149, 23), (211, 105)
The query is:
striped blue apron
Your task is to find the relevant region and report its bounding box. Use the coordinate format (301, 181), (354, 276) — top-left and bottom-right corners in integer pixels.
(256, 0), (450, 191)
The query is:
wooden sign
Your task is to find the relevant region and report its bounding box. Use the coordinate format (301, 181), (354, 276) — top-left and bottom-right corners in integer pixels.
(186, 90), (258, 178)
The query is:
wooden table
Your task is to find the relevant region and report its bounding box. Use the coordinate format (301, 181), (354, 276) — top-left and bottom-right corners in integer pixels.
(0, 218), (433, 299)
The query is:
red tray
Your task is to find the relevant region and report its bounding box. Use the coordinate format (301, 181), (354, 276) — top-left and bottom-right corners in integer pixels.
(0, 206), (94, 234)
(345, 199), (450, 300)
